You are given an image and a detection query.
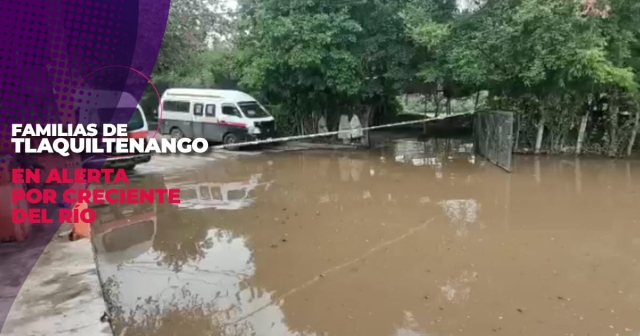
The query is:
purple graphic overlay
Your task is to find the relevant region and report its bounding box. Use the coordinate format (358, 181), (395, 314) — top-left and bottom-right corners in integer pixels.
(0, 0), (170, 329)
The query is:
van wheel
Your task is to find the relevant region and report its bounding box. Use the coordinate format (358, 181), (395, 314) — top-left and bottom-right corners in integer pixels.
(223, 133), (240, 150)
(170, 128), (183, 139)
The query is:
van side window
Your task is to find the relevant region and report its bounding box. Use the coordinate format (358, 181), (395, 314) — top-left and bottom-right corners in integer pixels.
(163, 100), (190, 113)
(199, 186), (211, 199)
(228, 189), (246, 201)
(211, 186), (222, 200)
(222, 104), (242, 117)
(205, 104), (216, 117)
(193, 103), (203, 116)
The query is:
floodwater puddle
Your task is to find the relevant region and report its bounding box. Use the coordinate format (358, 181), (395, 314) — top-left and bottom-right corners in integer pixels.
(91, 138), (640, 336)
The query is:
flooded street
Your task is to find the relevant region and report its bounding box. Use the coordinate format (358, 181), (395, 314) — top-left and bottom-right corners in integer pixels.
(92, 139), (640, 336)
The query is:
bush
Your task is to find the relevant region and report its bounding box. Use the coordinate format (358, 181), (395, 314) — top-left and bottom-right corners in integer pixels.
(266, 104), (297, 136)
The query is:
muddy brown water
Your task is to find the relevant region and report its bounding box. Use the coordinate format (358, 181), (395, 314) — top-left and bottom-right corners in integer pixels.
(91, 139), (640, 336)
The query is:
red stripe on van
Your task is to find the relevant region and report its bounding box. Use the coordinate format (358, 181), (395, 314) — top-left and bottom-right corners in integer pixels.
(220, 121), (246, 128)
(128, 131), (148, 139)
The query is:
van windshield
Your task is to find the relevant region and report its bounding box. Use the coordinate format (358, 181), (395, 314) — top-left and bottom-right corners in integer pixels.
(127, 108), (145, 131)
(237, 101), (270, 119)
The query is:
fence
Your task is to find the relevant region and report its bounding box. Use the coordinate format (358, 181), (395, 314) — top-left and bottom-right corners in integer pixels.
(473, 111), (515, 172)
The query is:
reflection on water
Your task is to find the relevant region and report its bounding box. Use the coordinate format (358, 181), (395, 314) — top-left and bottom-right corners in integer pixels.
(438, 200), (481, 236)
(169, 174), (273, 210)
(393, 139), (476, 167)
(99, 228), (311, 336)
(439, 270), (478, 304)
(395, 312), (430, 336)
(91, 201), (157, 267)
(92, 138), (640, 336)
(392, 139), (477, 180)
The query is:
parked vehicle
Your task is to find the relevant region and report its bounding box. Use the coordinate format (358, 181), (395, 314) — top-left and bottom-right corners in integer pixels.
(76, 90), (152, 170)
(159, 89), (277, 147)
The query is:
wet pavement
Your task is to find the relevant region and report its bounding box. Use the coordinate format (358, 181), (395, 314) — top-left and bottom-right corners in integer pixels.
(0, 223), (112, 336)
(91, 138), (640, 336)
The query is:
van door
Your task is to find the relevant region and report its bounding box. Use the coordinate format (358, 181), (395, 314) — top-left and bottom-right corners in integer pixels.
(203, 103), (226, 142)
(219, 103), (248, 138)
(192, 103), (205, 138)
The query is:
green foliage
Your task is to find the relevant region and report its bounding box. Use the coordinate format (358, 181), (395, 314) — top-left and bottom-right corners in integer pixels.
(153, 0), (640, 155)
(267, 104), (297, 136)
(155, 0), (233, 73)
(234, 0), (414, 128)
(154, 49), (240, 88)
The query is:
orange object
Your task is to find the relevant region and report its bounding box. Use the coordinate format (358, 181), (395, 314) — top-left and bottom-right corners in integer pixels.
(69, 201), (91, 240)
(0, 157), (30, 242)
(0, 184), (30, 242)
(34, 153), (89, 240)
(127, 130), (148, 139)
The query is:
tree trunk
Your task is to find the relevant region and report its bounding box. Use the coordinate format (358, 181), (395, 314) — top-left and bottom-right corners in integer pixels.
(513, 112), (520, 152)
(325, 109), (329, 131)
(535, 115), (545, 154)
(574, 157), (582, 194)
(534, 156), (541, 184)
(445, 139), (451, 160)
(361, 105), (374, 148)
(446, 96), (452, 115)
(627, 110), (639, 157)
(474, 91), (481, 111)
(575, 111), (589, 155)
(423, 93), (428, 134)
(607, 103), (619, 157)
(312, 113), (317, 134)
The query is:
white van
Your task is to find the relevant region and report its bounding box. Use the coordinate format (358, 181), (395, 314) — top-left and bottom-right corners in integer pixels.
(159, 89), (276, 146)
(75, 90), (152, 170)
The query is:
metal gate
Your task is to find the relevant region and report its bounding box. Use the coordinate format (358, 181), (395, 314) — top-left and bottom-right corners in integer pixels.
(473, 111), (515, 172)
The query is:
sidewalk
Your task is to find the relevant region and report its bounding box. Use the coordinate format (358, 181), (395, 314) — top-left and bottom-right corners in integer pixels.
(0, 223), (58, 330)
(0, 223), (112, 336)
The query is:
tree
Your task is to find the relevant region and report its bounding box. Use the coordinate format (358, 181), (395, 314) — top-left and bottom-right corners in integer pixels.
(155, 0), (233, 74)
(235, 0), (363, 135)
(441, 0), (639, 155)
(236, 0), (413, 143)
(349, 0), (415, 145)
(150, 0), (640, 156)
